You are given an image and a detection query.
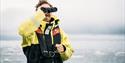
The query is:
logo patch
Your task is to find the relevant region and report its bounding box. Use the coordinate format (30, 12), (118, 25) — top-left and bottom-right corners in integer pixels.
(52, 28), (60, 36)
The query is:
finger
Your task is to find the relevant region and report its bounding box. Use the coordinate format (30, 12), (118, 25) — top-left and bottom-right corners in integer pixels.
(55, 44), (61, 47)
(57, 48), (64, 53)
(56, 45), (64, 53)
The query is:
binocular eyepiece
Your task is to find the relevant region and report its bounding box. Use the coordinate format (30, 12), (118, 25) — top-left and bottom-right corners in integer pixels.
(41, 7), (58, 13)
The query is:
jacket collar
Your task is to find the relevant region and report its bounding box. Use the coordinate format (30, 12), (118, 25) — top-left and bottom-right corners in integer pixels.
(40, 16), (59, 31)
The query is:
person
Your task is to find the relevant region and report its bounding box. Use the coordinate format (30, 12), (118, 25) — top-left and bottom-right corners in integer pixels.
(18, 1), (74, 63)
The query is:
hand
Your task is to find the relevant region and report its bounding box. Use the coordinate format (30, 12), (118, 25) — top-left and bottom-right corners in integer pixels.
(55, 44), (64, 53)
(34, 8), (45, 23)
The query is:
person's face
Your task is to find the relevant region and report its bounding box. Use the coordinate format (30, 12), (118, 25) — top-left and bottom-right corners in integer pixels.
(40, 3), (52, 22)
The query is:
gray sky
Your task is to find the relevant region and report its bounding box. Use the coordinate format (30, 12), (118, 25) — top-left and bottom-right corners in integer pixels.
(0, 0), (125, 40)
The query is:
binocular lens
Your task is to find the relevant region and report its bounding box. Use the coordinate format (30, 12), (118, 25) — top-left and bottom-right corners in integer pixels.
(41, 7), (58, 13)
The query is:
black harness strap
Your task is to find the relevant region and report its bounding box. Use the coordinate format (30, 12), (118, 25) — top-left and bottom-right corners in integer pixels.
(52, 26), (61, 45)
(35, 27), (48, 53)
(44, 24), (53, 51)
(52, 26), (61, 53)
(53, 19), (61, 45)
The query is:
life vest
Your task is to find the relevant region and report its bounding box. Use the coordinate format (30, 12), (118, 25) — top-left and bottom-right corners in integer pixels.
(35, 21), (61, 52)
(33, 19), (63, 63)
(22, 19), (63, 63)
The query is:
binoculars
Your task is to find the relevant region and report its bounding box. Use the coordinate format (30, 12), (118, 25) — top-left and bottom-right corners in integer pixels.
(41, 7), (58, 13)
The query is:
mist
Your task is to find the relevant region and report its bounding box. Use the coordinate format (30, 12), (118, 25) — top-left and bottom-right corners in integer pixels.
(0, 0), (125, 40)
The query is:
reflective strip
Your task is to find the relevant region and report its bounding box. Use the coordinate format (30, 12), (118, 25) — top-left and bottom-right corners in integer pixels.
(45, 26), (52, 35)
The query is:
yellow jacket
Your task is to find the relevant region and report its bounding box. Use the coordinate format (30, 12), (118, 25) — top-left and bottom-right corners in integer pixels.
(18, 9), (74, 61)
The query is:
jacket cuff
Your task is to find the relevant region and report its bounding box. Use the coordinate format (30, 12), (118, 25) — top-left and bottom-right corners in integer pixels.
(62, 45), (66, 52)
(60, 45), (69, 61)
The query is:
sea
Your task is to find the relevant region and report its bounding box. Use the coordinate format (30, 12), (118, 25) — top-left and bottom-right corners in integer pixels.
(0, 34), (125, 63)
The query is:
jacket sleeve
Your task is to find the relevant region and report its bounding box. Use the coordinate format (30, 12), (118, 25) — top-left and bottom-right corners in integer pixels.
(18, 9), (45, 37)
(59, 29), (74, 61)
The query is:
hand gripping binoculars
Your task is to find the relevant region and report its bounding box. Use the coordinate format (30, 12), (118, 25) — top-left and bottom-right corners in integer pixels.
(41, 7), (58, 13)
